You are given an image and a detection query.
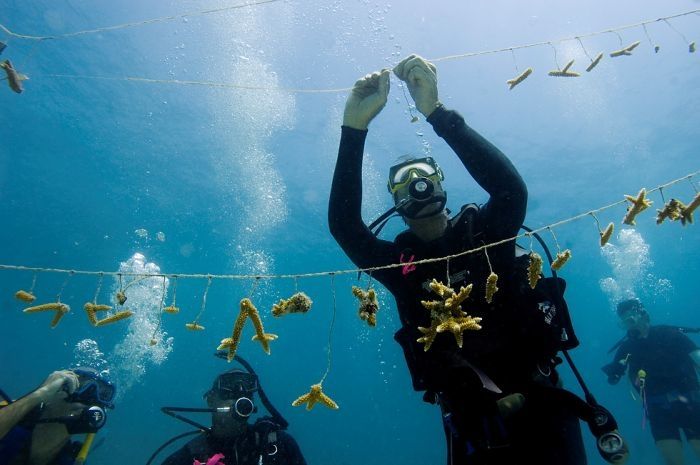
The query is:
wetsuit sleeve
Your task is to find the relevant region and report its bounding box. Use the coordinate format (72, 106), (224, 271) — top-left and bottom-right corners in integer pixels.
(328, 126), (397, 271)
(427, 106), (527, 240)
(276, 432), (308, 465)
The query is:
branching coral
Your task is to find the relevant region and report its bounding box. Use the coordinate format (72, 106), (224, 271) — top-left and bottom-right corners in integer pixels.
(548, 59), (580, 77)
(292, 383), (339, 411)
(623, 188), (653, 225)
(23, 302), (70, 328)
(417, 279), (482, 351)
(218, 298), (277, 361)
(95, 310), (134, 327)
(506, 68), (532, 90)
(600, 222), (615, 246)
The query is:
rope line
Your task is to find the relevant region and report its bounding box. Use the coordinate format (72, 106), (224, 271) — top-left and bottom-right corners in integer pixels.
(0, 0), (283, 41)
(429, 9), (699, 63)
(17, 8), (699, 94)
(0, 170), (696, 281)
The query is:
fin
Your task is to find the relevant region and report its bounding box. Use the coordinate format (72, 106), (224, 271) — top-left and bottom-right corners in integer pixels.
(17, 73), (28, 81)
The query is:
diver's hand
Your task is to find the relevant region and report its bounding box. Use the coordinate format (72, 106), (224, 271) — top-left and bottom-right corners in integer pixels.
(393, 54), (440, 118)
(33, 370), (79, 404)
(343, 69), (390, 130)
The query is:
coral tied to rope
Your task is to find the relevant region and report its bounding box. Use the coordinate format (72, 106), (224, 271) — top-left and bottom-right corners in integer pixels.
(193, 453), (225, 465)
(637, 369), (648, 430)
(400, 253), (416, 275)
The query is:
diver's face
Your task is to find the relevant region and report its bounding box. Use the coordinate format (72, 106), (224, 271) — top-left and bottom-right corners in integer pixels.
(619, 310), (647, 334)
(206, 393), (249, 439)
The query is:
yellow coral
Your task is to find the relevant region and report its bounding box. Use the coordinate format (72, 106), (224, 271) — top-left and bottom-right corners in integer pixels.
(14, 290), (36, 303)
(185, 322), (205, 331)
(83, 302), (111, 326)
(352, 286), (380, 327)
(506, 67), (533, 90)
(623, 188), (653, 225)
(163, 305), (180, 314)
(251, 333), (278, 355)
(600, 222), (614, 246)
(586, 53), (603, 72)
(610, 41), (640, 57)
(485, 272), (499, 304)
(656, 199), (685, 225)
(271, 292), (312, 317)
(95, 310), (134, 327)
(292, 383), (339, 411)
(551, 249), (572, 271)
(219, 298), (277, 362)
(527, 252), (543, 289)
(23, 302), (70, 328)
(680, 192), (700, 225)
(548, 59), (580, 77)
(418, 280), (481, 350)
(436, 316), (483, 348)
(416, 321), (440, 352)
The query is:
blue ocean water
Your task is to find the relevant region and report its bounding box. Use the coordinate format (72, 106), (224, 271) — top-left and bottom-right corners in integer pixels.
(0, 1), (699, 464)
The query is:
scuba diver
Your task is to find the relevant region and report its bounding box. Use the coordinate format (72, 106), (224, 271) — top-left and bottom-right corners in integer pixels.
(149, 354), (307, 465)
(329, 54), (629, 465)
(603, 298), (700, 465)
(0, 367), (115, 465)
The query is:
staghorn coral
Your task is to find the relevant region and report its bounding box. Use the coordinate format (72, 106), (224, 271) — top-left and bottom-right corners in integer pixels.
(352, 286), (379, 327)
(527, 252), (543, 289)
(219, 298), (277, 361)
(23, 302), (70, 328)
(485, 272), (499, 304)
(271, 292), (312, 317)
(84, 302), (112, 326)
(600, 222), (615, 246)
(622, 188), (652, 226)
(163, 305), (180, 314)
(292, 383), (339, 411)
(586, 53), (604, 72)
(551, 249), (572, 271)
(95, 310), (134, 327)
(548, 59), (580, 77)
(610, 41), (640, 57)
(680, 192), (700, 225)
(506, 68), (532, 90)
(185, 322), (205, 331)
(418, 280), (482, 351)
(14, 290), (36, 303)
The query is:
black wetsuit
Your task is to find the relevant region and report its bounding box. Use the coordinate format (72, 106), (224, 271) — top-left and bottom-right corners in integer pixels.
(160, 428), (307, 465)
(608, 325), (700, 442)
(329, 106), (586, 465)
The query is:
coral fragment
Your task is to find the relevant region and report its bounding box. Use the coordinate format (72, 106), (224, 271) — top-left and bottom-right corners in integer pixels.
(527, 252), (543, 289)
(95, 310), (134, 326)
(622, 188), (653, 225)
(271, 292), (312, 317)
(14, 290), (36, 303)
(485, 272), (499, 304)
(551, 249), (572, 271)
(600, 222), (615, 246)
(352, 286), (380, 327)
(506, 67), (532, 90)
(292, 383), (339, 411)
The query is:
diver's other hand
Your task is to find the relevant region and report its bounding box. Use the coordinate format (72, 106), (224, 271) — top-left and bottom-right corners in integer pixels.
(343, 69), (390, 130)
(393, 54), (440, 118)
(33, 370), (79, 403)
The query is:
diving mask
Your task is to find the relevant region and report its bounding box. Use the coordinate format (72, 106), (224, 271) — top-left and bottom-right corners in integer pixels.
(388, 157), (447, 219)
(68, 367), (116, 409)
(388, 157), (444, 194)
(207, 370), (258, 418)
